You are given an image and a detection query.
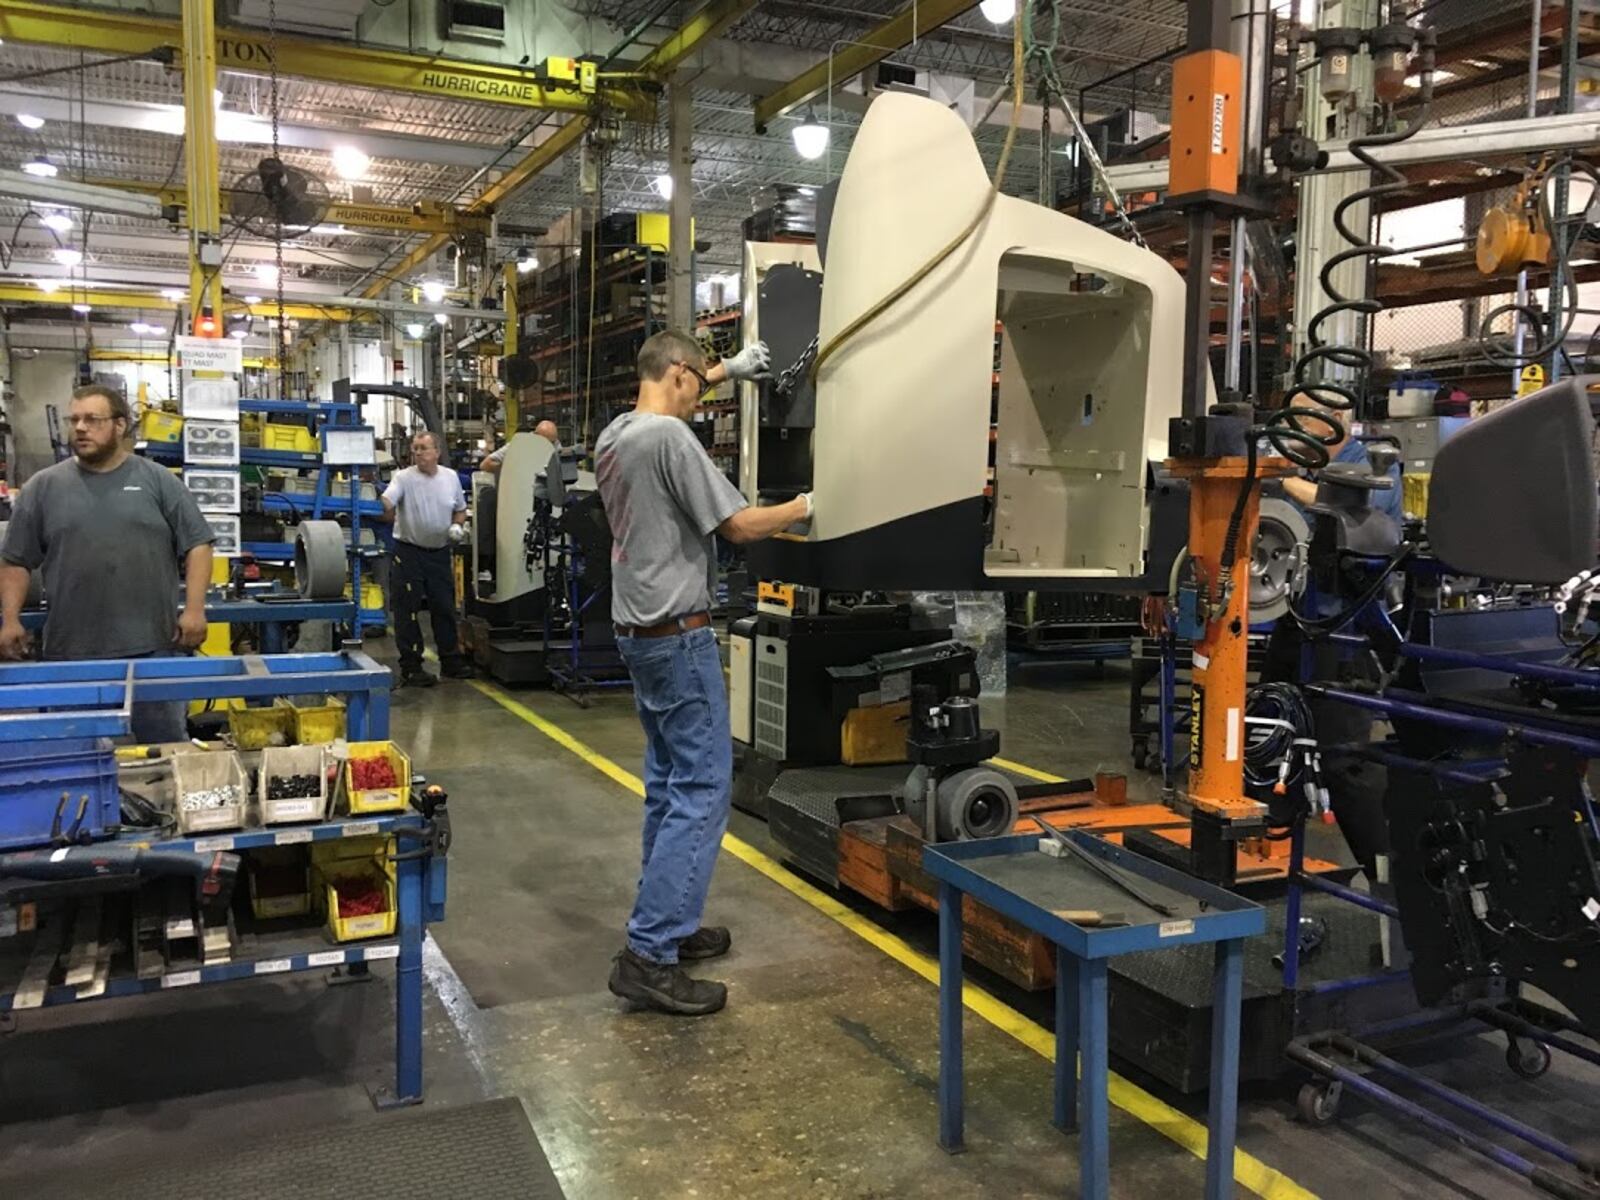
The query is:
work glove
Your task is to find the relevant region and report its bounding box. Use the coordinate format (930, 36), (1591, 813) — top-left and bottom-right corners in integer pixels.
(448, 523), (467, 544)
(721, 341), (772, 382)
(800, 492), (814, 520)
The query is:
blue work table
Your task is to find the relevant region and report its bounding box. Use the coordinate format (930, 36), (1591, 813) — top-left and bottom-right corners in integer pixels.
(923, 831), (1265, 1199)
(20, 596), (359, 654)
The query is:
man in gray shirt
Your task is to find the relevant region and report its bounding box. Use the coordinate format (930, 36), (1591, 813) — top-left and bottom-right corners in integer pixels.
(379, 430), (471, 687)
(0, 383), (215, 743)
(598, 329), (811, 1016)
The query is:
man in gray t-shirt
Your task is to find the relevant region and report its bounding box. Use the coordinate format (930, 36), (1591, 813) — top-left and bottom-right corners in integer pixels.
(0, 383), (215, 743)
(598, 328), (812, 1017)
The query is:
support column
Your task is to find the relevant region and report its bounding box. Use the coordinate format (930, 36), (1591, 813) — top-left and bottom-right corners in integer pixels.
(668, 80), (695, 330)
(181, 0), (223, 329)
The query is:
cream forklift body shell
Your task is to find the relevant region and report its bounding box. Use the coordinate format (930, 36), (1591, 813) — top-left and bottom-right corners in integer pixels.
(745, 92), (1195, 593)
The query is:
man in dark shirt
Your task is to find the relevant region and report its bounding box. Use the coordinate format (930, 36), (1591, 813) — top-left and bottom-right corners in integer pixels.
(0, 384), (215, 742)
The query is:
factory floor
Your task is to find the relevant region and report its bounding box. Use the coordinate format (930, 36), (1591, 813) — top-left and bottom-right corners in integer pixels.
(3, 647), (1599, 1198)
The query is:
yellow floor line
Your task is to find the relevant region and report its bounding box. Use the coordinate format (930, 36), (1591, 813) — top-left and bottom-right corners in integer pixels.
(467, 678), (1317, 1200)
(991, 755), (1066, 783)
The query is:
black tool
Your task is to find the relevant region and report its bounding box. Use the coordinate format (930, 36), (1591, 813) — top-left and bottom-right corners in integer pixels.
(1037, 822), (1178, 918)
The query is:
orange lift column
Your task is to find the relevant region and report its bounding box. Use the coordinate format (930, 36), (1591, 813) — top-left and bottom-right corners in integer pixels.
(1164, 0), (1291, 882)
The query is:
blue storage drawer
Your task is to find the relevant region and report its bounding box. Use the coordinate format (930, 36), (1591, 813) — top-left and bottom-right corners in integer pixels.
(0, 737), (119, 850)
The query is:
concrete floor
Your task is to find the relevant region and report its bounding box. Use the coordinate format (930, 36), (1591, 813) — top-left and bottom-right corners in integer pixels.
(3, 647), (1599, 1198)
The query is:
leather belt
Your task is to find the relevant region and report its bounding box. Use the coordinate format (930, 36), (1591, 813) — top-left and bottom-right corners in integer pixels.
(614, 611), (711, 639)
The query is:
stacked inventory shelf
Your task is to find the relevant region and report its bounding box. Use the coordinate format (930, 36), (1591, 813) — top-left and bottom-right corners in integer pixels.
(142, 399), (388, 632)
(512, 239), (668, 447)
(695, 304), (742, 481)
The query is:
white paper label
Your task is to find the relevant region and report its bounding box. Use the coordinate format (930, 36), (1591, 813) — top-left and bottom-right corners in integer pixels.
(1584, 898), (1600, 922)
(254, 958), (292, 975)
(177, 335), (243, 374)
(271, 799), (319, 821)
(1192, 652), (1210, 671)
(1210, 94), (1227, 155)
(162, 970), (201, 988)
(194, 836), (234, 853)
(365, 944), (400, 961)
(343, 821), (381, 838)
(1159, 919), (1196, 939)
(274, 828), (314, 845)
(307, 950), (347, 968)
(1225, 708), (1242, 763)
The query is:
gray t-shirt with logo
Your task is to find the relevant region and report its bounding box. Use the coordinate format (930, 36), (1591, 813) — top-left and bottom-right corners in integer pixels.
(594, 411), (747, 626)
(1, 454), (215, 660)
(383, 465), (466, 550)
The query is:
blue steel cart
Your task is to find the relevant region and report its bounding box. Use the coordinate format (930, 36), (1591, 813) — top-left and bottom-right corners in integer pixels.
(924, 831), (1265, 1200)
(0, 651), (446, 1109)
(19, 597), (357, 655)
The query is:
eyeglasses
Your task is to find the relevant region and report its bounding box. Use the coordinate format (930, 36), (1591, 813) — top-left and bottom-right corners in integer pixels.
(678, 360), (712, 399)
(67, 414), (115, 429)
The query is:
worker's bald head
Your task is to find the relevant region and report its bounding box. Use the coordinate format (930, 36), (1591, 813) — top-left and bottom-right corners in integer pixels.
(534, 420), (559, 445)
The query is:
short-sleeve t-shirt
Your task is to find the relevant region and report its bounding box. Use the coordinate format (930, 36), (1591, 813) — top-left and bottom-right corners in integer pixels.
(594, 411), (748, 626)
(382, 465), (466, 550)
(1, 453), (215, 660)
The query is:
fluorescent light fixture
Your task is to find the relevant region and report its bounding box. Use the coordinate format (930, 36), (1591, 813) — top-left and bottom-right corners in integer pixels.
(244, 294), (264, 304)
(978, 0), (1015, 22)
(792, 109), (829, 160)
(653, 173), (673, 200)
(52, 247), (82, 267)
(21, 157), (56, 178)
(16, 113), (43, 131)
(161, 287), (186, 301)
(255, 262), (279, 284)
(36, 278), (60, 294)
(1407, 68), (1459, 86)
(516, 246), (538, 273)
(331, 145), (370, 181)
(433, 312), (449, 326)
(71, 302), (91, 314)
(229, 327), (249, 339)
(421, 279), (447, 304)
(130, 321), (162, 336)
(39, 212), (72, 233)
(405, 322), (425, 338)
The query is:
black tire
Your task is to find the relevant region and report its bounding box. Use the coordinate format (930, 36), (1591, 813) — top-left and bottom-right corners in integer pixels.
(1506, 1040), (1552, 1080)
(1297, 1081), (1341, 1126)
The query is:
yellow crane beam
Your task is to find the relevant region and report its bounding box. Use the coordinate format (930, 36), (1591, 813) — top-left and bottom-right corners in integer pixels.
(92, 178), (494, 237)
(752, 0), (980, 131)
(0, 0), (654, 118)
(0, 284), (358, 323)
(182, 0), (223, 330)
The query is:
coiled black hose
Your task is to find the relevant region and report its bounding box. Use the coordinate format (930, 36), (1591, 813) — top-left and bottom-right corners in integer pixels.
(1478, 157), (1600, 369)
(1218, 37), (1437, 591)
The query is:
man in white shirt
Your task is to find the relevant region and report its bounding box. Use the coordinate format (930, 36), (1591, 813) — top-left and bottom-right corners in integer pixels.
(378, 430), (470, 687)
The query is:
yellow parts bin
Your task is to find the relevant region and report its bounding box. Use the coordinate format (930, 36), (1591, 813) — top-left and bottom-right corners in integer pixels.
(172, 748), (249, 834)
(276, 695), (346, 744)
(228, 704), (295, 750)
(313, 836), (396, 942)
(344, 740), (411, 814)
(248, 845), (313, 919)
(263, 422), (319, 453)
(137, 409), (184, 444)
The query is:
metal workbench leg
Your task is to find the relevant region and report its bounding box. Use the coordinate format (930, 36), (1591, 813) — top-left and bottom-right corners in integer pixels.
(1054, 944), (1079, 1133)
(938, 881), (965, 1153)
(261, 622), (284, 654)
(346, 691), (370, 741)
(1205, 938), (1245, 1200)
(1079, 956), (1110, 1200)
(367, 684), (390, 739)
(373, 851), (424, 1110)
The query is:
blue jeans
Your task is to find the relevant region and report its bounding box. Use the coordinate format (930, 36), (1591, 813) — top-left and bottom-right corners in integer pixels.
(618, 625), (731, 964)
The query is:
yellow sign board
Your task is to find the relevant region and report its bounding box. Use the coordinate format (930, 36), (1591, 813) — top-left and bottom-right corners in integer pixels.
(1518, 364), (1545, 397)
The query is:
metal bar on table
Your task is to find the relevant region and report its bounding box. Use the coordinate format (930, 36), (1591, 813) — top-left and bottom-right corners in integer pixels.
(1394, 641), (1600, 690)
(1310, 686), (1600, 758)
(1078, 957), (1111, 1199)
(1302, 969), (1410, 997)
(938, 880), (965, 1153)
(1206, 939), (1245, 1200)
(1054, 945), (1079, 1133)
